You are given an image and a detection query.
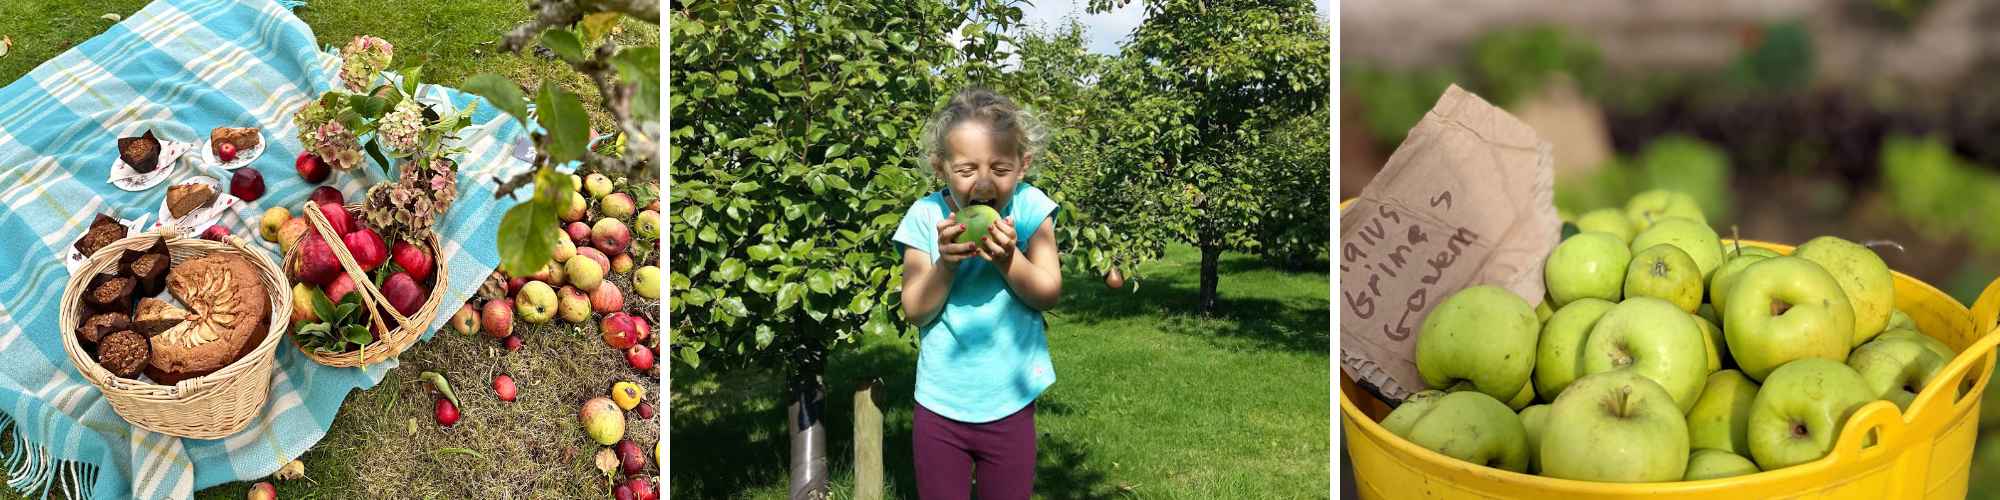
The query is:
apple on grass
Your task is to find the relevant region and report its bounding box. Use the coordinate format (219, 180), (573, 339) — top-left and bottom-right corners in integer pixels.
(567, 253), (606, 292)
(1576, 208), (1635, 244)
(1847, 334), (1947, 410)
(1580, 297), (1709, 412)
(585, 173), (614, 199)
(1687, 369), (1760, 457)
(1539, 370), (1689, 482)
(591, 282), (625, 313)
(636, 210), (659, 239)
(450, 303), (479, 335)
(1747, 358), (1874, 470)
(1380, 390), (1529, 472)
(1624, 244), (1703, 313)
(516, 281), (557, 324)
(1723, 256), (1854, 381)
(560, 191), (588, 223)
(1415, 286), (1539, 400)
(1630, 217), (1725, 281)
(1684, 449), (1759, 481)
(602, 193), (636, 219)
(1534, 298), (1615, 402)
(1708, 252), (1771, 313)
(1519, 404), (1551, 473)
(1625, 190), (1706, 232)
(593, 218), (632, 255)
(1794, 236), (1895, 346)
(1545, 232), (1630, 307)
(481, 298), (515, 338)
(634, 266), (661, 300)
(558, 286), (592, 323)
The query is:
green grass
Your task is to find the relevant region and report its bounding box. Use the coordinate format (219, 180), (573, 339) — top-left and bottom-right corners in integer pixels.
(0, 2), (660, 498)
(671, 245), (1332, 499)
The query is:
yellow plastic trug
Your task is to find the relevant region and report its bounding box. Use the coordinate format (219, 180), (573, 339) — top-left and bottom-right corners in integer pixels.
(1340, 239), (2000, 499)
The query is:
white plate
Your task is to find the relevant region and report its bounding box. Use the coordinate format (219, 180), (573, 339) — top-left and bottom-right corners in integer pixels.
(63, 214), (152, 277)
(152, 176), (243, 235)
(108, 140), (193, 191)
(200, 128), (266, 170)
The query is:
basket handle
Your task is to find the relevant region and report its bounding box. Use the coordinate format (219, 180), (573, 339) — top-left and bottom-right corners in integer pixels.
(1971, 275), (2000, 338)
(1832, 399), (1905, 458)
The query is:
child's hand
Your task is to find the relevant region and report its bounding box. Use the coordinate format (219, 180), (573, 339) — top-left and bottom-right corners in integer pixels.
(934, 217), (979, 265)
(976, 216), (1017, 266)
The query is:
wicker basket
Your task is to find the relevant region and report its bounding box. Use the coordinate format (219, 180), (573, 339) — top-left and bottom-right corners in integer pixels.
(283, 202), (447, 367)
(58, 229), (289, 439)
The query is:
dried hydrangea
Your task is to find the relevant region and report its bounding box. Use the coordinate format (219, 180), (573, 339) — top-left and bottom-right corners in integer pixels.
(313, 121), (363, 171)
(380, 99), (424, 154)
(339, 36), (393, 92)
(363, 156), (458, 243)
(293, 98), (332, 153)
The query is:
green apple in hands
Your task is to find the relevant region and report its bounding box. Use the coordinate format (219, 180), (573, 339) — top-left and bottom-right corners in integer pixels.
(1748, 358), (1874, 470)
(1546, 232), (1630, 307)
(1519, 404), (1552, 473)
(1625, 190), (1706, 233)
(1684, 449), (1760, 481)
(1417, 286), (1540, 399)
(1794, 236), (1895, 346)
(1384, 391), (1532, 472)
(1577, 209), (1635, 244)
(1848, 334), (1948, 410)
(1630, 217), (1726, 281)
(1686, 369), (1760, 457)
(1539, 370), (1690, 482)
(1581, 297), (1710, 412)
(1709, 252), (1771, 313)
(1723, 256), (1855, 381)
(1535, 298), (1616, 402)
(1625, 244), (1705, 313)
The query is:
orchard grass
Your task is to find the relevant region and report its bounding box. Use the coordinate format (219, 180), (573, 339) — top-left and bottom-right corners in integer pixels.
(671, 244), (1332, 499)
(0, 2), (660, 497)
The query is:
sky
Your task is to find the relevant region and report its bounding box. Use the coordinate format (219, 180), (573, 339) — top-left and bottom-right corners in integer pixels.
(1015, 0), (1334, 55)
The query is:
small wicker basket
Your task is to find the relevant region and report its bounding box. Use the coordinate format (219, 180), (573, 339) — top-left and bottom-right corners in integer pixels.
(58, 229), (289, 439)
(283, 202), (447, 367)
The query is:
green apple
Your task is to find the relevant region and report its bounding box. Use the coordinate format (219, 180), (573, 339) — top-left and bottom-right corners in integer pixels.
(1794, 236), (1894, 346)
(1546, 232), (1630, 307)
(1747, 358), (1874, 470)
(1581, 297), (1710, 412)
(1630, 217), (1725, 281)
(1884, 308), (1916, 335)
(1507, 381), (1535, 410)
(1684, 449), (1760, 481)
(1708, 253), (1771, 313)
(1539, 370), (1690, 482)
(1388, 391), (1531, 472)
(1696, 303), (1721, 327)
(1625, 189), (1706, 233)
(1416, 286), (1540, 399)
(1535, 298), (1616, 402)
(1577, 209), (1636, 244)
(1724, 242), (1782, 259)
(1723, 257), (1855, 381)
(1877, 328), (1953, 361)
(1536, 299), (1554, 323)
(1624, 244), (1704, 313)
(1686, 369), (1760, 457)
(515, 281), (558, 324)
(1848, 334), (1948, 410)
(1519, 404), (1552, 473)
(954, 205), (1003, 243)
(1693, 314), (1726, 372)
(1380, 390), (1447, 436)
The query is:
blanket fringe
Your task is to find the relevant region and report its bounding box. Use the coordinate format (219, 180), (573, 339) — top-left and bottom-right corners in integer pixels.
(0, 413), (95, 500)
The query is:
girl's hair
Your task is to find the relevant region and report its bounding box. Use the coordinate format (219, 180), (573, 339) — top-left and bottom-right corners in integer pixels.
(919, 88), (1045, 168)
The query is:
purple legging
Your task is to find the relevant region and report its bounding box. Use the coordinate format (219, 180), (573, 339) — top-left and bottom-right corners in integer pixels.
(913, 402), (1036, 500)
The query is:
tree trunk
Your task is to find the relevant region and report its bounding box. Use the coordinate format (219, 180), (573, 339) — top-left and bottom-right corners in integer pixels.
(1199, 244), (1222, 314)
(787, 351), (829, 500)
(853, 379), (885, 500)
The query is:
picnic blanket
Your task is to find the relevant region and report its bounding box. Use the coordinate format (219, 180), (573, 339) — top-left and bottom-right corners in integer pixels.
(0, 0), (537, 497)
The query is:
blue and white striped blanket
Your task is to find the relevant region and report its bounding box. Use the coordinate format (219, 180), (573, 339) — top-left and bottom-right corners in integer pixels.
(0, 0), (534, 497)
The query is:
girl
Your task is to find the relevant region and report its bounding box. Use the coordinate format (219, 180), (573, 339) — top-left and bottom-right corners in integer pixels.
(895, 88), (1063, 499)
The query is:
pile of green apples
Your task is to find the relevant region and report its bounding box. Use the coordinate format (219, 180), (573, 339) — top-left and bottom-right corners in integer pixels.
(1382, 190), (1954, 483)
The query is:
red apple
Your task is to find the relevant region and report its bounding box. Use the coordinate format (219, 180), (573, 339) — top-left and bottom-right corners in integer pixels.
(481, 298), (514, 338)
(218, 142), (238, 162)
(229, 167), (264, 201)
(507, 276), (527, 295)
(576, 247), (611, 273)
(392, 241), (434, 282)
(600, 312), (647, 349)
(493, 374), (517, 402)
(381, 272), (426, 316)
(310, 186), (344, 207)
(591, 283), (625, 314)
(628, 477), (657, 500)
(592, 218), (632, 255)
(343, 228), (388, 271)
(617, 439), (646, 475)
(295, 151), (328, 183)
(626, 344), (655, 371)
(435, 398), (459, 427)
(248, 482), (275, 500)
(291, 234), (343, 286)
(566, 221), (592, 247)
(200, 224), (230, 241)
(504, 334), (524, 352)
(316, 202), (352, 236)
(326, 273), (358, 303)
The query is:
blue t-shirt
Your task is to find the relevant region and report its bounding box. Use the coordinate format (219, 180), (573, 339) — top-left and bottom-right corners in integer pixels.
(892, 182), (1060, 424)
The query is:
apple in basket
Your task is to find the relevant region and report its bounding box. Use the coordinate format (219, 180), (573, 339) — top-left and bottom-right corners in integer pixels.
(326, 273), (359, 303)
(344, 227), (389, 272)
(291, 233), (344, 286)
(392, 241), (434, 282)
(310, 185), (344, 207)
(382, 272), (427, 316)
(316, 201), (352, 236)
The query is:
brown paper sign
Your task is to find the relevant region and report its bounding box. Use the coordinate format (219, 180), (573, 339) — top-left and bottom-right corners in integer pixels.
(1339, 85), (1560, 403)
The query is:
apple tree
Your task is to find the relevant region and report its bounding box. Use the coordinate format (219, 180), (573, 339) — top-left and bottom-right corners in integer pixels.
(668, 0), (1023, 497)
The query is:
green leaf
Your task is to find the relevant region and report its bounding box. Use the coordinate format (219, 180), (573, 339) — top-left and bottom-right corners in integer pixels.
(746, 244), (780, 261)
(807, 271), (833, 294)
(365, 139), (391, 176)
(539, 29), (585, 63)
(495, 166), (568, 276)
(343, 325), (374, 346)
(775, 282), (803, 313)
(826, 144), (848, 159)
(309, 287), (337, 325)
(580, 12), (622, 44)
(679, 346), (702, 368)
(714, 259), (746, 282)
(536, 83), (591, 164)
(754, 325), (776, 349)
(463, 74), (530, 127)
